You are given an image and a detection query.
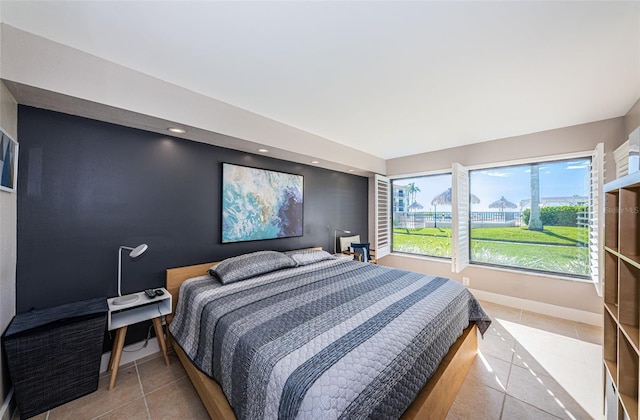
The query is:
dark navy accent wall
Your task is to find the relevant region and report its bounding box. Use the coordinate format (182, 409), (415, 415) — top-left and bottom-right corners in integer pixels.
(16, 106), (368, 318)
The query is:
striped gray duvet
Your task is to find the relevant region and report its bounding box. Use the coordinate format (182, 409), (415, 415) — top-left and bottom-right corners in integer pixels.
(169, 258), (491, 420)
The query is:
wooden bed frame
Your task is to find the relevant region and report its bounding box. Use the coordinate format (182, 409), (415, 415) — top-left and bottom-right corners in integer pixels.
(165, 251), (478, 420)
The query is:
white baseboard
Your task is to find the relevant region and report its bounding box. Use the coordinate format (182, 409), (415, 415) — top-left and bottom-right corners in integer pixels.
(99, 339), (161, 373)
(469, 288), (602, 326)
(0, 388), (14, 420)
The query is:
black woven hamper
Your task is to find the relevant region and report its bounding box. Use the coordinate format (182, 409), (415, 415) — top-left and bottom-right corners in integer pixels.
(2, 298), (107, 418)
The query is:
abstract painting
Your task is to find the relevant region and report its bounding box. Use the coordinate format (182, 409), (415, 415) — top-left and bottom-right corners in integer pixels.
(222, 163), (303, 243)
(0, 128), (18, 193)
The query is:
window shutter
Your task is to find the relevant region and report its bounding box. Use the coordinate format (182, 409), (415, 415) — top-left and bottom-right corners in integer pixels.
(590, 143), (605, 296)
(375, 174), (391, 258)
(613, 140), (629, 179)
(451, 163), (470, 273)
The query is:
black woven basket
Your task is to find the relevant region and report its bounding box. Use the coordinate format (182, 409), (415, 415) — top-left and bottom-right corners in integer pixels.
(2, 298), (107, 419)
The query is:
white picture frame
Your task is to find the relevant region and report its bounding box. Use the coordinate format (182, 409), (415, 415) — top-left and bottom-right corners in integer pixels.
(0, 128), (19, 193)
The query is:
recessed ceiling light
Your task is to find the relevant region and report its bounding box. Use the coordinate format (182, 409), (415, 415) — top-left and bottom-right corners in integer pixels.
(311, 160), (320, 164)
(258, 148), (269, 153)
(167, 127), (185, 134)
(348, 169), (355, 172)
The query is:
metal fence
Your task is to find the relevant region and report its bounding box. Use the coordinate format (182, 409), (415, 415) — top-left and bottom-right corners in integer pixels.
(394, 211), (525, 228)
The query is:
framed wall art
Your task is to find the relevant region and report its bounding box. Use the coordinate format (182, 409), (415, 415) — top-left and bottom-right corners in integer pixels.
(222, 163), (303, 243)
(0, 128), (18, 193)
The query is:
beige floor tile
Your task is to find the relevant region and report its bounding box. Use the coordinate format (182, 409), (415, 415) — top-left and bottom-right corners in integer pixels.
(145, 376), (208, 419)
(535, 353), (592, 389)
(501, 395), (561, 419)
(446, 377), (505, 420)
(511, 324), (582, 361)
(582, 341), (603, 397)
(580, 339), (603, 363)
(100, 360), (136, 379)
(479, 311), (518, 338)
(509, 325), (603, 419)
(48, 365), (142, 420)
(513, 327), (602, 380)
(467, 351), (511, 393)
(478, 331), (516, 363)
(568, 387), (604, 420)
(529, 354), (600, 418)
(575, 322), (603, 345)
(514, 341), (587, 377)
(486, 318), (519, 340)
(478, 301), (522, 324)
(506, 365), (592, 419)
(136, 351), (186, 394)
(511, 343), (548, 375)
(95, 397), (149, 420)
(519, 311), (579, 338)
(135, 350), (165, 366)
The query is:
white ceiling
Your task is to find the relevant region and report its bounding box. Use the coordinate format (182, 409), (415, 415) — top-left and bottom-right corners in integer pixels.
(1, 1), (639, 160)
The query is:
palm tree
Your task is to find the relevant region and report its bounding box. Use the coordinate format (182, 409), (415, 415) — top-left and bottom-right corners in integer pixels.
(407, 182), (421, 211)
(528, 163), (543, 231)
(405, 182), (422, 228)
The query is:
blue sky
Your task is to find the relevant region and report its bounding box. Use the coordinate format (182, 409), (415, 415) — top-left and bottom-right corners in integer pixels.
(393, 158), (590, 212)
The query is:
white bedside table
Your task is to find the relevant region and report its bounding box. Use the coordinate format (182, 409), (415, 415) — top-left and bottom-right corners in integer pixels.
(106, 288), (172, 390)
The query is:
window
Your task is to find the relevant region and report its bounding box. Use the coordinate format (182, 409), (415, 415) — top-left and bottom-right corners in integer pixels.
(377, 144), (603, 288)
(469, 158), (591, 277)
(391, 173), (453, 258)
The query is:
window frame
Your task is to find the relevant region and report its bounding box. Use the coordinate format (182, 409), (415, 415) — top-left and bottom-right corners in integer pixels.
(380, 146), (603, 287)
(389, 169), (453, 260)
(466, 152), (595, 279)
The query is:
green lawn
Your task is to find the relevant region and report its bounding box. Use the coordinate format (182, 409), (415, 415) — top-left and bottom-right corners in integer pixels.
(471, 240), (588, 276)
(392, 234), (452, 257)
(393, 226), (587, 246)
(472, 226), (588, 246)
(392, 225), (589, 276)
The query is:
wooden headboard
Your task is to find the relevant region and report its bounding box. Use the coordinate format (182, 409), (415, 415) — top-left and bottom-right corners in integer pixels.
(165, 247), (323, 324)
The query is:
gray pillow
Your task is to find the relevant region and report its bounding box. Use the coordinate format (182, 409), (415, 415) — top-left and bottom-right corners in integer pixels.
(209, 251), (296, 285)
(289, 249), (336, 266)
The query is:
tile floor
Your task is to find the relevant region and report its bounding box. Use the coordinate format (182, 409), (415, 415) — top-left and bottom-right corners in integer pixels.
(447, 301), (603, 420)
(13, 300), (603, 419)
(13, 351), (208, 420)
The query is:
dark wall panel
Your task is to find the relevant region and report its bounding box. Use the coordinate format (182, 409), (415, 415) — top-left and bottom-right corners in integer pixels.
(16, 106), (368, 314)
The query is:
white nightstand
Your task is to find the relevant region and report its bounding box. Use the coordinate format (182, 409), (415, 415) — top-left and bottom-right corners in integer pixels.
(106, 288), (172, 390)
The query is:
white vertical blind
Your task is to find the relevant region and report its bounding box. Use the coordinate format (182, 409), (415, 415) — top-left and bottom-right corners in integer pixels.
(590, 143), (605, 296)
(375, 174), (391, 258)
(451, 163), (469, 273)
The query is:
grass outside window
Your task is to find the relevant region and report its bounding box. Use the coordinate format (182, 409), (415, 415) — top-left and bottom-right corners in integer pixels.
(392, 226), (589, 277)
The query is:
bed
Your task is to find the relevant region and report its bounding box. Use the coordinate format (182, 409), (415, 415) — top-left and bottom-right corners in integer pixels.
(166, 248), (491, 420)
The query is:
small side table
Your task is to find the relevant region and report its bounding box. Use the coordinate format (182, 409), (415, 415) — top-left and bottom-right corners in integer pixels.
(106, 288), (172, 390)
